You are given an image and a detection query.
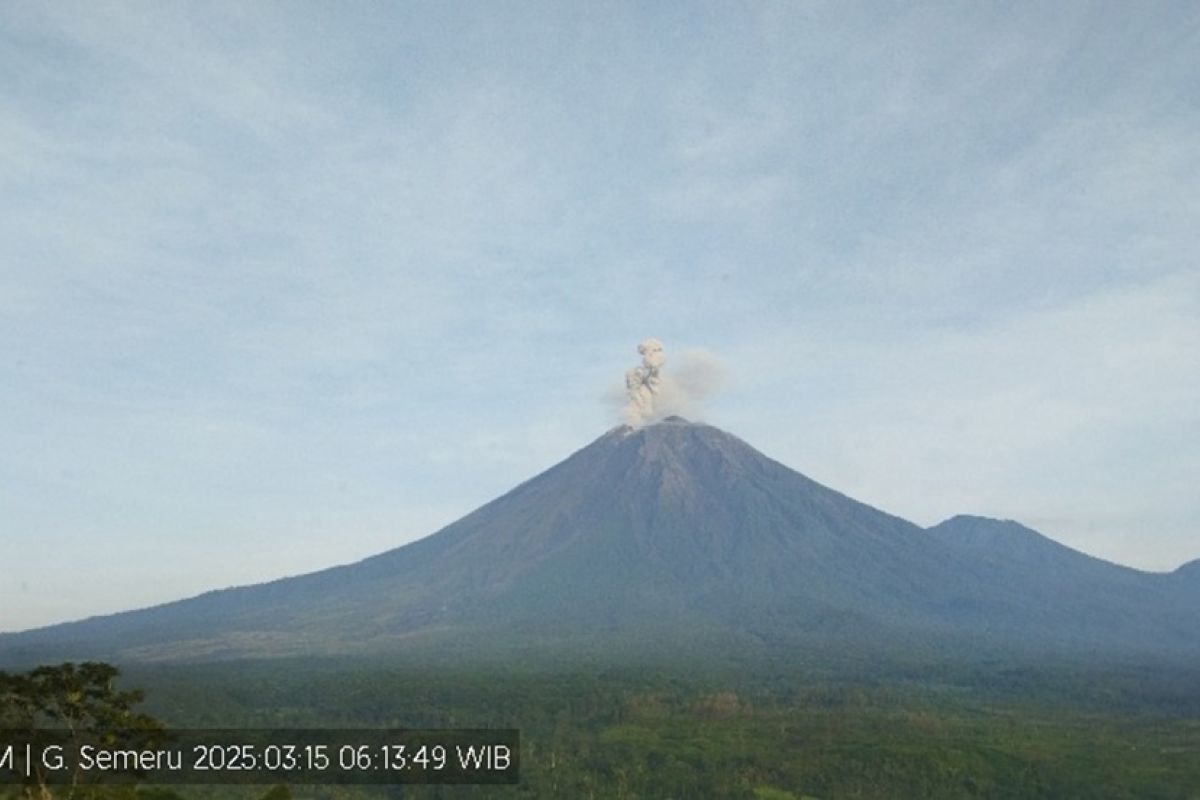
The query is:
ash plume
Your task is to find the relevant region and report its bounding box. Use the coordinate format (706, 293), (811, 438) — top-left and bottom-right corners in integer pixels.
(624, 338), (666, 425)
(621, 339), (726, 426)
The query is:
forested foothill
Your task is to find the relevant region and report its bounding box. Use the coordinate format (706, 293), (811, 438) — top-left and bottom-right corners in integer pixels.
(6, 653), (1194, 799)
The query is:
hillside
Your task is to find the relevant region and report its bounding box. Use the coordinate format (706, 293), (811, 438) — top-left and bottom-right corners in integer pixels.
(3, 418), (1196, 665)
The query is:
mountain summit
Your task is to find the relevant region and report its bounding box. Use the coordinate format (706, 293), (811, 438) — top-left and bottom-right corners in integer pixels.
(3, 418), (1197, 664)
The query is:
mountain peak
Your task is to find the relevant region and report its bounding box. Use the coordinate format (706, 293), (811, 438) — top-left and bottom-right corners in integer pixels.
(606, 414), (701, 440)
(939, 514), (1027, 531)
(5, 420), (1199, 663)
(1176, 559), (1200, 578)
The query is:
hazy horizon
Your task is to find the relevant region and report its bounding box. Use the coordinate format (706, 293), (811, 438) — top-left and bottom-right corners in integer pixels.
(3, 2), (1198, 632)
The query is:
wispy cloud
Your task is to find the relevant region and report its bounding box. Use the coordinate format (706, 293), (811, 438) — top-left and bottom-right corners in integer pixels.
(721, 271), (1200, 571)
(2, 2), (1198, 629)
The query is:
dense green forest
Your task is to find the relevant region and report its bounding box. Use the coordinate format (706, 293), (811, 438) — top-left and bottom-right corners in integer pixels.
(5, 656), (1198, 799)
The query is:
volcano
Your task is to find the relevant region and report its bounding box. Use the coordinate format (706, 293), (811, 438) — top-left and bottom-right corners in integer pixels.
(3, 417), (1197, 664)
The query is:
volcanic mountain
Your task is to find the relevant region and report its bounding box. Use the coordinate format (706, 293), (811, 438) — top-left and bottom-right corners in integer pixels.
(3, 417), (1197, 664)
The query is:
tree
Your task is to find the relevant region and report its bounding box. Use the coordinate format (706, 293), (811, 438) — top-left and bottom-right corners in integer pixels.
(2, 665), (296, 800)
(0, 662), (164, 799)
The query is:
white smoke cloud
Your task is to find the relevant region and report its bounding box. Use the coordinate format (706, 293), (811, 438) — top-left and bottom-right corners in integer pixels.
(621, 339), (727, 426)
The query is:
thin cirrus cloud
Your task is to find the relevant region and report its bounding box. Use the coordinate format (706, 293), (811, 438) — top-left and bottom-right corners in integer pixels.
(1, 2), (1198, 631)
(717, 271), (1198, 571)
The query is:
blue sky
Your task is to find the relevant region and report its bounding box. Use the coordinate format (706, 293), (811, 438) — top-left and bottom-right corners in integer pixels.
(2, 2), (1198, 632)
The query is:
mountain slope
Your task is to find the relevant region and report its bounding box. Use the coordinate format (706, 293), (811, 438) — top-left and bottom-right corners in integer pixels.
(2, 418), (1196, 664)
(1176, 559), (1200, 579)
(926, 515), (1197, 650)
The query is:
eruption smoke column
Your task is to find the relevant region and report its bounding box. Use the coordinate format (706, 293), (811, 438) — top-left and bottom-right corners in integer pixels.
(624, 339), (666, 426)
(618, 339), (726, 427)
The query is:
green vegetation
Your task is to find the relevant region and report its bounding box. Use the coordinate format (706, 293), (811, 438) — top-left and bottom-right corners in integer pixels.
(139, 660), (1200, 798)
(1, 662), (166, 799)
(5, 659), (1198, 798)
(0, 663), (289, 800)
(0, 662), (161, 734)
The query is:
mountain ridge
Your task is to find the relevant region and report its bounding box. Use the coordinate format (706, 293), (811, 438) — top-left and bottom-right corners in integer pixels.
(3, 418), (1196, 665)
